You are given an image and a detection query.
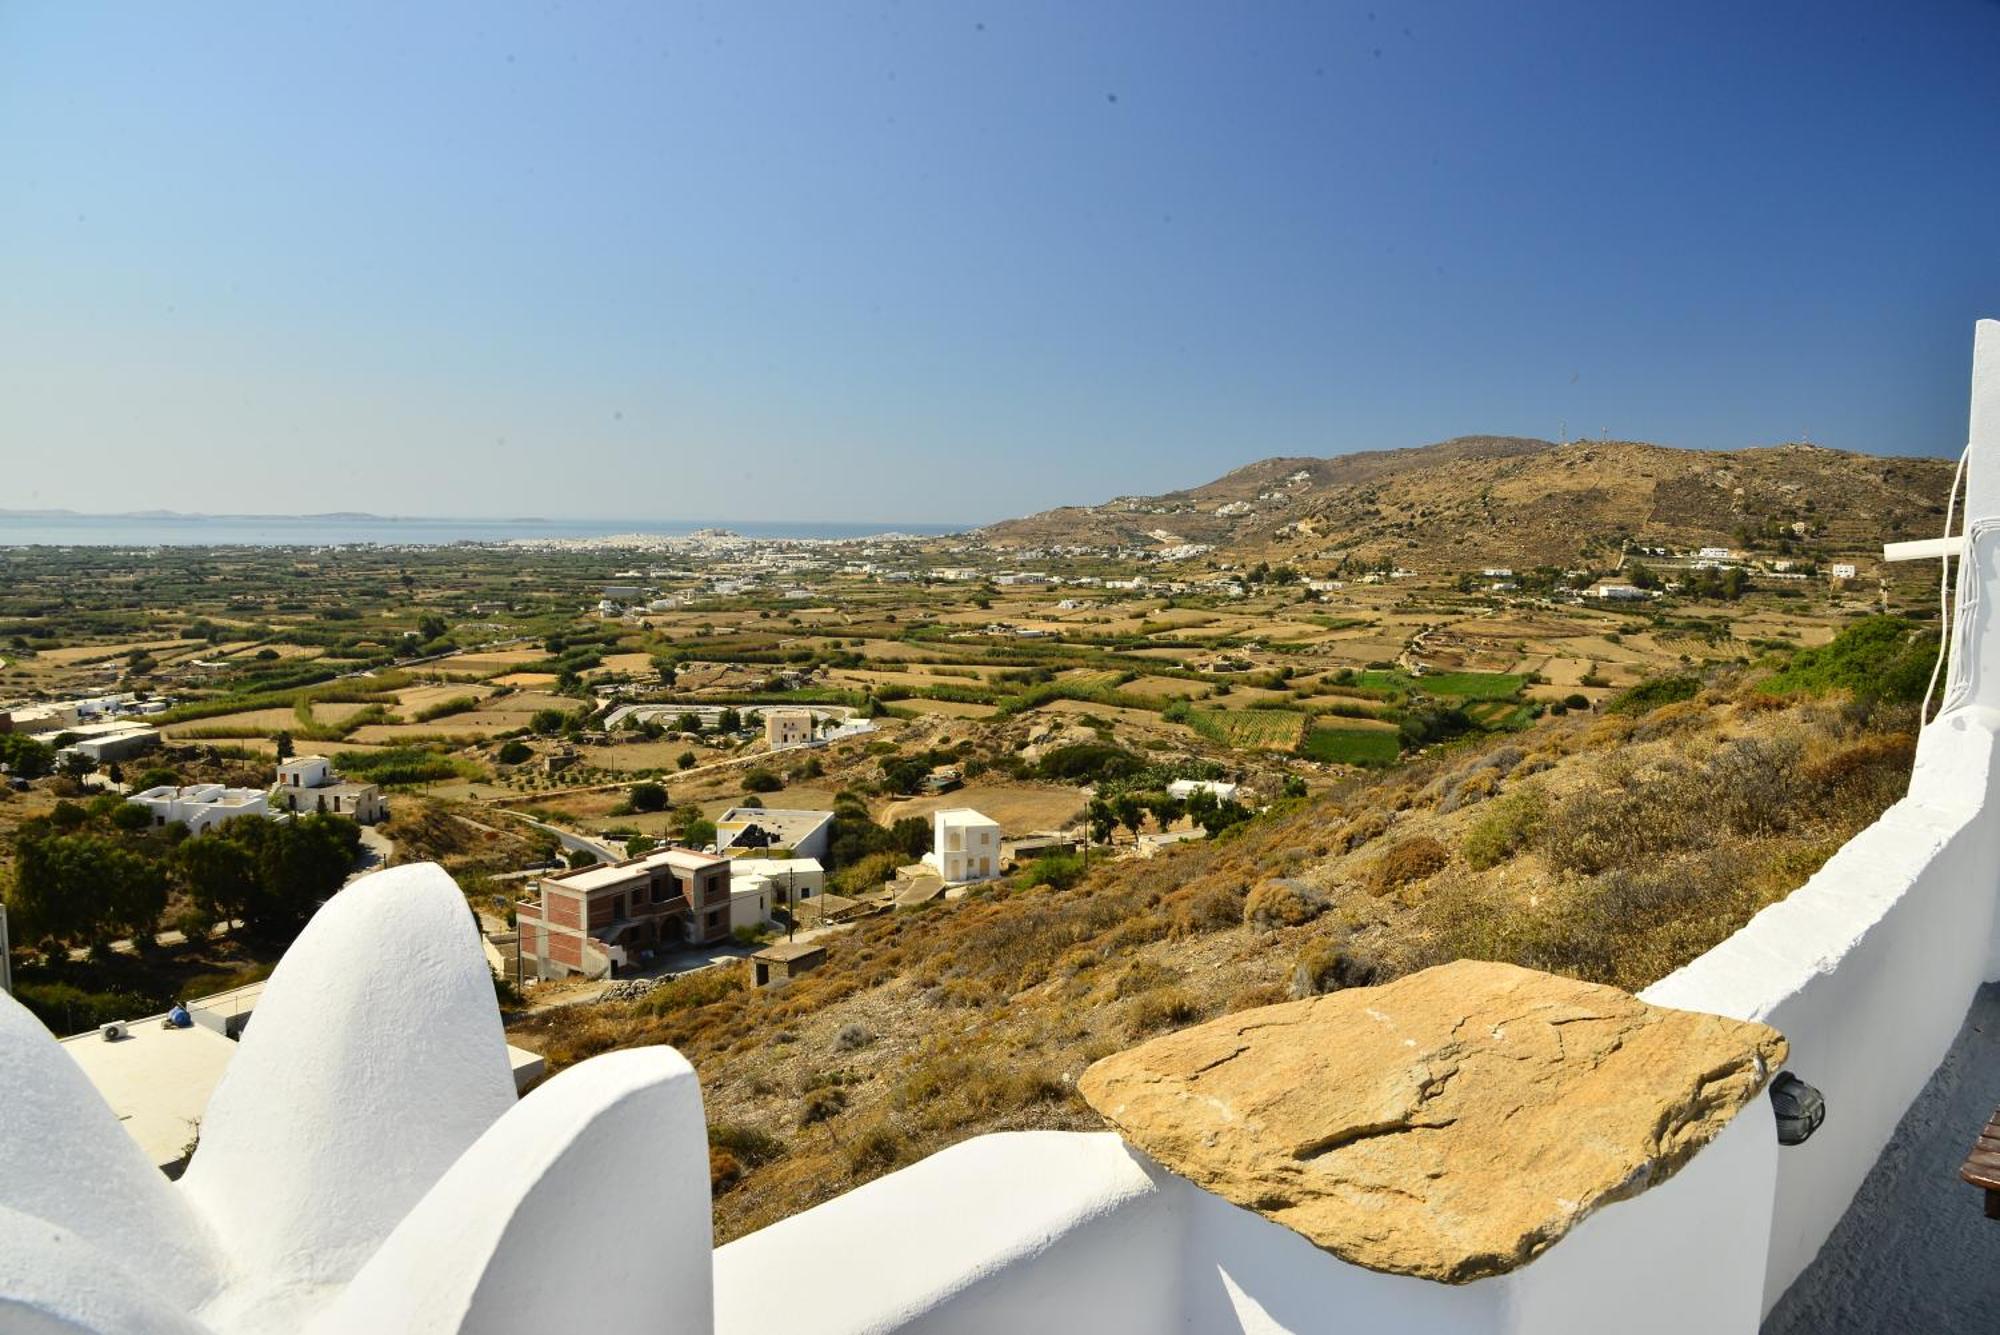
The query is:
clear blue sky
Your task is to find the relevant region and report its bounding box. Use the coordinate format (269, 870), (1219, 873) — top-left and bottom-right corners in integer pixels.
(4, 1), (1998, 525)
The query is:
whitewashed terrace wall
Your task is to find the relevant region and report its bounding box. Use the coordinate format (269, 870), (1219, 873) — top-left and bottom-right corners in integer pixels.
(710, 320), (2000, 1331)
(1643, 708), (2000, 1314)
(714, 1114), (1773, 1335)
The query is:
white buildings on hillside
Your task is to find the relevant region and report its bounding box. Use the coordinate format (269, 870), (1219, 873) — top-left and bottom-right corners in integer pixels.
(730, 857), (824, 928)
(129, 784), (269, 835)
(273, 755), (385, 823)
(924, 808), (1002, 883)
(63, 724), (161, 765)
(1831, 562), (1858, 579)
(1167, 778), (1239, 803)
(714, 808), (833, 862)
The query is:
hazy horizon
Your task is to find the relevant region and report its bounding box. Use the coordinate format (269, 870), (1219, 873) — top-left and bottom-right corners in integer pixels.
(4, 1), (1998, 523)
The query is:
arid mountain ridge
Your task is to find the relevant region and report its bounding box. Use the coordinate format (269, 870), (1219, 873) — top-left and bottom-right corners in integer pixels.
(980, 436), (1957, 569)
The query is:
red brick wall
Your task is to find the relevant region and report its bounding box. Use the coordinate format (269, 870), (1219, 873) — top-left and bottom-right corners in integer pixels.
(544, 890), (584, 929)
(549, 931), (583, 969)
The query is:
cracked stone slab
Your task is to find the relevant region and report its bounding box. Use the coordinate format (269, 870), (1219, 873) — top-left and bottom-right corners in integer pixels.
(1078, 958), (1786, 1283)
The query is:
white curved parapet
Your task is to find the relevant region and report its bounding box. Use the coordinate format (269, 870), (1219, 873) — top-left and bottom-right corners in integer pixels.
(0, 863), (713, 1335)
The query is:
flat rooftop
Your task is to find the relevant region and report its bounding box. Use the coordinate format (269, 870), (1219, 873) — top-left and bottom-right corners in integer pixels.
(543, 844), (727, 893)
(933, 807), (1000, 827)
(730, 857), (823, 879)
(752, 940), (827, 964)
(716, 808), (833, 843)
(59, 1017), (236, 1170)
(61, 1008), (546, 1171)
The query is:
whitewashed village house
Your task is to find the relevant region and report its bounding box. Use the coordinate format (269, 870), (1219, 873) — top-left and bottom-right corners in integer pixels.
(273, 755), (385, 823)
(923, 807), (1002, 883)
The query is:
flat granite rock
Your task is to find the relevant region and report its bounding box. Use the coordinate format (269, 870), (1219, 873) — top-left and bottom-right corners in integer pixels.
(1078, 958), (1786, 1283)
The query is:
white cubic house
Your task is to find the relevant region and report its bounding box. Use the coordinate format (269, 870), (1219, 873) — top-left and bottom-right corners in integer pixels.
(273, 756), (385, 823)
(129, 785), (269, 835)
(924, 808), (1002, 883)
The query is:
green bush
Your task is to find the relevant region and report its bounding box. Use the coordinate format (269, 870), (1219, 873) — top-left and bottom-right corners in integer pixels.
(1036, 743), (1146, 784)
(1761, 616), (1934, 704)
(1018, 852), (1085, 891)
(1606, 675), (1701, 716)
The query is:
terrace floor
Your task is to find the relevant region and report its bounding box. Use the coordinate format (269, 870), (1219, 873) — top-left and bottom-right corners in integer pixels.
(1764, 983), (2000, 1334)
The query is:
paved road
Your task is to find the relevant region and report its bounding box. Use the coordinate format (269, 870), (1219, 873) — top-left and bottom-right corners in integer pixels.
(519, 817), (624, 864)
(346, 824), (396, 881)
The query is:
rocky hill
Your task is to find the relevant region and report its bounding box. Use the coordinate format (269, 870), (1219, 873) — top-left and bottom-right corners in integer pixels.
(981, 437), (1956, 569)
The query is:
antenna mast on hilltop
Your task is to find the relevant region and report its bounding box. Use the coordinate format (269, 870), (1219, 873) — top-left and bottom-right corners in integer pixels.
(1559, 419), (1567, 445)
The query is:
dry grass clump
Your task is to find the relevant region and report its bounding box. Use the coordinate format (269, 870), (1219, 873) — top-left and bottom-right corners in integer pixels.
(1128, 987), (1205, 1036)
(1112, 958), (1181, 998)
(1243, 877), (1330, 931)
(1334, 810), (1393, 852)
(1367, 836), (1451, 895)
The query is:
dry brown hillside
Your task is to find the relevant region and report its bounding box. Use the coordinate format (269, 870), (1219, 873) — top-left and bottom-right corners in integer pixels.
(982, 437), (1954, 569)
(516, 664), (1917, 1243)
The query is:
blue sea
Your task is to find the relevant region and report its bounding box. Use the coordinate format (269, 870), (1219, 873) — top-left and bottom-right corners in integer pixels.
(0, 513), (967, 548)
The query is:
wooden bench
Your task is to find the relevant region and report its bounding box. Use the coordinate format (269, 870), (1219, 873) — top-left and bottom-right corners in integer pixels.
(1960, 1109), (2000, 1219)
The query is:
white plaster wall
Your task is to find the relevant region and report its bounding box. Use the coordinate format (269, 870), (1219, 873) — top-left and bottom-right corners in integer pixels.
(1643, 704), (2000, 1314)
(715, 1133), (1182, 1335)
(715, 1110), (1776, 1335)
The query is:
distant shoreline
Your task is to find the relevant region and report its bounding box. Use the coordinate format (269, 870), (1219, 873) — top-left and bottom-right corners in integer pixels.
(0, 512), (968, 548)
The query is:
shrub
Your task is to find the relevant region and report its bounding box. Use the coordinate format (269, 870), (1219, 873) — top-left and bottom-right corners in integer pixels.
(1129, 988), (1204, 1036)
(846, 1121), (907, 1175)
(742, 768), (784, 793)
(1243, 878), (1329, 931)
(1462, 789), (1547, 870)
(1335, 809), (1391, 853)
(1290, 938), (1381, 997)
(709, 1121), (785, 1168)
(1761, 616), (1932, 703)
(629, 781), (669, 812)
(1018, 852), (1084, 890)
(1367, 836), (1450, 895)
(1112, 958), (1181, 998)
(496, 739), (532, 765)
(1036, 743), (1146, 784)
(1170, 880), (1247, 936)
(799, 1086), (849, 1126)
(835, 1023), (874, 1052)
(172, 907), (213, 943)
(1606, 675), (1701, 716)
